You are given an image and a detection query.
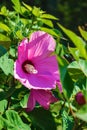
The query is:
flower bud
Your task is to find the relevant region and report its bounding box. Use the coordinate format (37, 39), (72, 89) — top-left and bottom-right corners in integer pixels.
(75, 92), (86, 105)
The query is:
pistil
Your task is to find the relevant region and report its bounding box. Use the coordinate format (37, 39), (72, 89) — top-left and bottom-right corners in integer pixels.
(22, 60), (38, 74)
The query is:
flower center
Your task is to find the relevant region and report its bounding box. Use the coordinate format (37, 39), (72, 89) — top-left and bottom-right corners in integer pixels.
(22, 60), (38, 74)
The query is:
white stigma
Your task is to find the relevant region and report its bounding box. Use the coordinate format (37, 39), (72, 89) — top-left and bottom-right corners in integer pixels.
(24, 64), (38, 74)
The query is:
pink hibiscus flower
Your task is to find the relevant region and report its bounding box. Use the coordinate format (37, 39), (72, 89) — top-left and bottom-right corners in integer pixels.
(14, 31), (61, 111)
(14, 31), (60, 90)
(26, 89), (58, 112)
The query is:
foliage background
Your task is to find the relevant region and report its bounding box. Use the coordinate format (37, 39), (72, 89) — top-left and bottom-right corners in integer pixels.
(1, 0), (87, 33)
(0, 0), (87, 130)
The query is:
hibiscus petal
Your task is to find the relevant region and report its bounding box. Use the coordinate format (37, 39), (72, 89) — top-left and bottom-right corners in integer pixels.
(18, 38), (29, 63)
(14, 60), (28, 84)
(57, 80), (63, 93)
(33, 89), (58, 109)
(28, 31), (56, 59)
(14, 60), (56, 90)
(33, 55), (59, 79)
(26, 90), (36, 112)
(29, 31), (46, 41)
(14, 60), (24, 79)
(26, 74), (56, 90)
(14, 56), (59, 90)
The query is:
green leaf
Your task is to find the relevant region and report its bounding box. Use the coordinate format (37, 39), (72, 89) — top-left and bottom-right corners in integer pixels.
(9, 47), (16, 57)
(6, 110), (31, 130)
(42, 19), (53, 28)
(11, 0), (21, 13)
(0, 45), (7, 57)
(32, 6), (41, 17)
(0, 34), (11, 42)
(58, 56), (74, 99)
(75, 104), (87, 122)
(68, 59), (87, 77)
(0, 100), (7, 113)
(0, 53), (14, 75)
(0, 22), (11, 32)
(63, 71), (74, 99)
(41, 27), (58, 37)
(1, 6), (8, 16)
(0, 86), (16, 101)
(22, 2), (32, 11)
(68, 47), (80, 60)
(83, 90), (87, 102)
(78, 26), (87, 41)
(68, 61), (84, 81)
(74, 76), (86, 92)
(16, 30), (24, 39)
(56, 43), (67, 56)
(57, 56), (68, 83)
(58, 23), (87, 59)
(21, 6), (28, 15)
(20, 94), (29, 108)
(50, 101), (63, 115)
(78, 59), (87, 77)
(29, 107), (57, 130)
(62, 110), (74, 130)
(0, 34), (11, 50)
(0, 115), (12, 129)
(41, 14), (58, 20)
(0, 110), (30, 129)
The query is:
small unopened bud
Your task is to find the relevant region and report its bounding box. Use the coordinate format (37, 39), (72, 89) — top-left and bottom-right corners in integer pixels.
(75, 92), (86, 105)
